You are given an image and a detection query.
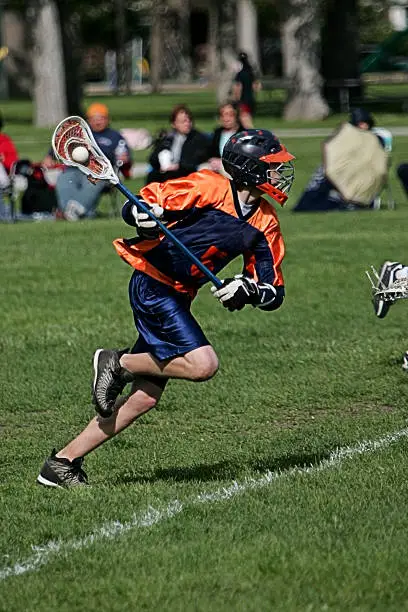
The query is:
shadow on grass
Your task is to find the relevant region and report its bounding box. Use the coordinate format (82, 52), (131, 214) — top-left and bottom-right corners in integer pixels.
(116, 449), (332, 486)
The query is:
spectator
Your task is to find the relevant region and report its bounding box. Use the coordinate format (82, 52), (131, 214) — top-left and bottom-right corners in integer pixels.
(12, 159), (58, 219)
(349, 107), (375, 131)
(293, 108), (386, 213)
(206, 102), (244, 174)
(231, 52), (261, 129)
(0, 112), (18, 220)
(146, 104), (209, 185)
(52, 103), (131, 221)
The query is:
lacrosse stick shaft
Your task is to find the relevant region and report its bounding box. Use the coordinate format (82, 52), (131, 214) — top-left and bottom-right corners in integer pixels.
(116, 183), (223, 289)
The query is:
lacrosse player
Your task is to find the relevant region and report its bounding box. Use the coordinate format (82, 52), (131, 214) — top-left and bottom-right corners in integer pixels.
(37, 129), (295, 487)
(371, 260), (408, 370)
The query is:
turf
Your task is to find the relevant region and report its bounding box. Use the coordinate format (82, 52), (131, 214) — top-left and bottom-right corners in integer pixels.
(2, 97), (408, 610)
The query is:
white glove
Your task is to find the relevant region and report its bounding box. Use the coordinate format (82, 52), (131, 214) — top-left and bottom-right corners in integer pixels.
(158, 149), (173, 171)
(211, 275), (259, 311)
(131, 203), (164, 238)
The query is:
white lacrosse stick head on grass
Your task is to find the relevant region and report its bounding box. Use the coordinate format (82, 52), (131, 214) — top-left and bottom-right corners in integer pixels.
(52, 115), (119, 184)
(366, 266), (408, 302)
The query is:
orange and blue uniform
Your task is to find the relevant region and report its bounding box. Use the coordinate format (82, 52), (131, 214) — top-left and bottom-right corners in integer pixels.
(113, 170), (285, 360)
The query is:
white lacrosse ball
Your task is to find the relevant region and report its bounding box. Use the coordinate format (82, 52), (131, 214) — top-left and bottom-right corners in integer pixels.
(71, 145), (89, 164)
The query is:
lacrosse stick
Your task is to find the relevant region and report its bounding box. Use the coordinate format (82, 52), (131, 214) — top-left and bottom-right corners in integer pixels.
(52, 116), (222, 288)
(366, 266), (408, 302)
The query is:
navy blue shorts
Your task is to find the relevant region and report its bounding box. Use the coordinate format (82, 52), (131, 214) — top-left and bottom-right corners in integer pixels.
(129, 271), (210, 361)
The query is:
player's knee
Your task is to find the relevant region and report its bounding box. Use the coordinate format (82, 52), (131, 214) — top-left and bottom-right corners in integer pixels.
(190, 354), (219, 382)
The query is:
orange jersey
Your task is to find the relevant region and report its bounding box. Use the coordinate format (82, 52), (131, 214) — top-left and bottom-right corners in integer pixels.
(114, 170), (285, 298)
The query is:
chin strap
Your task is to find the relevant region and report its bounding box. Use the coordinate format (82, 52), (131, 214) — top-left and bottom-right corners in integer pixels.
(259, 182), (288, 206)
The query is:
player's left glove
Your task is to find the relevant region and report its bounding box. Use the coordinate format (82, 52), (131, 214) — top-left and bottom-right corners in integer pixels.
(211, 275), (259, 311)
(131, 203), (165, 240)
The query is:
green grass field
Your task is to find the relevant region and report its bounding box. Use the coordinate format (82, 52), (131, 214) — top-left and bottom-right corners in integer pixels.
(2, 93), (408, 610)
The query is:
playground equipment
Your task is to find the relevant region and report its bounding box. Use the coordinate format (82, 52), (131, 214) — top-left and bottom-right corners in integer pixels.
(361, 29), (408, 73)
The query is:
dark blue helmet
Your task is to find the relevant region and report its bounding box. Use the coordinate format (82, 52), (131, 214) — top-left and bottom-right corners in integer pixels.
(222, 129), (295, 205)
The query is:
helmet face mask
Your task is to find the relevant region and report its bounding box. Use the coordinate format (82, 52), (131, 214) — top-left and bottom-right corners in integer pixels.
(261, 161), (295, 202)
(222, 129), (295, 205)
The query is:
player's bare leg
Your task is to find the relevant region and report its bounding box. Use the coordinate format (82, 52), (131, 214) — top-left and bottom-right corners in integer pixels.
(58, 377), (165, 461)
(120, 345), (219, 381)
(37, 377), (164, 487)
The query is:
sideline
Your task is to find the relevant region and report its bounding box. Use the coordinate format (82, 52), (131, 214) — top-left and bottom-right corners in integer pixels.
(1, 427), (407, 582)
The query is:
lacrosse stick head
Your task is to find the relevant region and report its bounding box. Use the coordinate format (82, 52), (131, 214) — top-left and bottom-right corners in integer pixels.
(366, 266), (408, 302)
(52, 116), (119, 184)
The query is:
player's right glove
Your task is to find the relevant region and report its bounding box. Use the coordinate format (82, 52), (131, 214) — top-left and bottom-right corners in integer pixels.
(130, 202), (165, 240)
(211, 275), (259, 311)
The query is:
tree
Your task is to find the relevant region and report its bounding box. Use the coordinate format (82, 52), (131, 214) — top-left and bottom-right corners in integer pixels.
(280, 0), (329, 120)
(321, 0), (361, 109)
(149, 1), (163, 92)
(31, 0), (67, 127)
(55, 0), (83, 116)
(215, 0), (237, 104)
(359, 0), (393, 45)
(237, 0), (260, 70)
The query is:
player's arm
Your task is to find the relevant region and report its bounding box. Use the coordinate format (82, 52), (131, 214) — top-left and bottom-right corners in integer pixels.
(121, 190), (195, 239)
(122, 174), (220, 236)
(121, 197), (167, 239)
(212, 228), (285, 312)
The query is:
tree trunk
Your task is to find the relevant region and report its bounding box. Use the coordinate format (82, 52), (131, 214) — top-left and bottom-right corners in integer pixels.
(150, 3), (162, 93)
(2, 9), (31, 98)
(32, 0), (67, 127)
(281, 0), (329, 120)
(178, 0), (192, 83)
(321, 0), (362, 109)
(56, 1), (82, 116)
(207, 0), (219, 83)
(236, 0), (260, 72)
(216, 0), (237, 104)
(116, 0), (132, 94)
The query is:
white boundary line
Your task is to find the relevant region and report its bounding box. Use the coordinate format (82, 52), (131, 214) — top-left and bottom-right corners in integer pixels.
(1, 427), (408, 582)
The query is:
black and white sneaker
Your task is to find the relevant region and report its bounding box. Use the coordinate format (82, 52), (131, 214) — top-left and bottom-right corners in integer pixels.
(372, 261), (403, 318)
(92, 348), (133, 417)
(402, 351), (408, 372)
(37, 450), (88, 488)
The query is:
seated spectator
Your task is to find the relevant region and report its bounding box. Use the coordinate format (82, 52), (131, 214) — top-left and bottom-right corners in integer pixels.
(206, 102), (244, 174)
(0, 112), (18, 220)
(50, 103), (131, 221)
(349, 107), (375, 131)
(146, 104), (209, 185)
(293, 108), (387, 212)
(12, 159), (58, 220)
